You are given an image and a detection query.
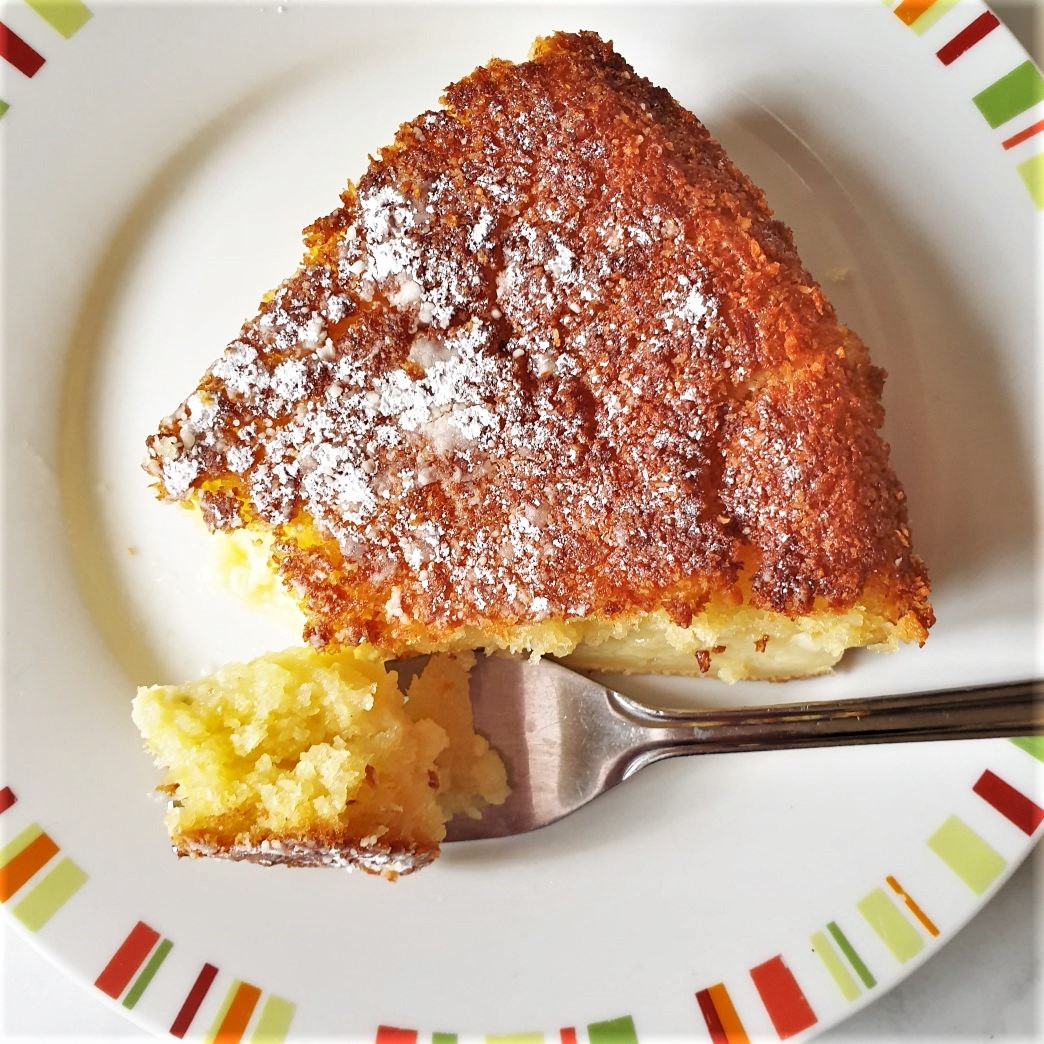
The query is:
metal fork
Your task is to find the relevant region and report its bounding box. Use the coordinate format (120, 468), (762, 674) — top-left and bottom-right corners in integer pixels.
(444, 656), (1044, 842)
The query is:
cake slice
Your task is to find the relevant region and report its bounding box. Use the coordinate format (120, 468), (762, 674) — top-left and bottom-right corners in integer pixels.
(144, 31), (932, 681)
(132, 649), (507, 877)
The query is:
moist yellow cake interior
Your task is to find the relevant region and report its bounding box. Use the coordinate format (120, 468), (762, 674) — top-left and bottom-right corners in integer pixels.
(132, 646), (507, 870)
(209, 525), (306, 625)
(209, 528), (911, 682)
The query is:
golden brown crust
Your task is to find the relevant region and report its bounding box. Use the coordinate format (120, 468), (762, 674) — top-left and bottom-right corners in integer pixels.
(144, 30), (932, 653)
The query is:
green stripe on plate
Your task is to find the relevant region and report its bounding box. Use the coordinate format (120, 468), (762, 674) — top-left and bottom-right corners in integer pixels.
(24, 0), (93, 39)
(927, 815), (1007, 894)
(910, 0), (959, 35)
(11, 858), (87, 930)
(1011, 736), (1044, 761)
(857, 889), (923, 963)
(0, 823), (43, 865)
(826, 921), (876, 988)
(973, 61), (1044, 129)
(588, 1016), (638, 1044)
(432, 1036), (458, 1044)
(0, 99), (8, 120)
(123, 938), (173, 1009)
(250, 995), (296, 1043)
(811, 930), (860, 1002)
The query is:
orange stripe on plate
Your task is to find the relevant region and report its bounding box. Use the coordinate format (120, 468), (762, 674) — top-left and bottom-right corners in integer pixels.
(886, 875), (939, 936)
(893, 0), (937, 26)
(1002, 119), (1044, 150)
(214, 982), (261, 1043)
(708, 983), (750, 1044)
(0, 832), (58, 901)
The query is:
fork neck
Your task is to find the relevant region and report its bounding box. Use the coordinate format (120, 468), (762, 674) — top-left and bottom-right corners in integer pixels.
(605, 679), (1044, 780)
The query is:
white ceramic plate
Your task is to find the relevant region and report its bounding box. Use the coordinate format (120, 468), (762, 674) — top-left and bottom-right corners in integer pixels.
(2, 1), (1042, 1041)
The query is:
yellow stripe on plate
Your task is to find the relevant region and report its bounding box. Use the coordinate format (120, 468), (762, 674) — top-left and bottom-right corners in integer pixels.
(857, 888), (923, 963)
(811, 930), (861, 1001)
(250, 996), (296, 1043)
(910, 0), (960, 35)
(11, 858), (87, 931)
(928, 815), (1007, 895)
(0, 823), (43, 866)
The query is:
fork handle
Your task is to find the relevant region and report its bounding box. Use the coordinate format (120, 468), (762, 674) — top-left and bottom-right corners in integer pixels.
(609, 679), (1044, 777)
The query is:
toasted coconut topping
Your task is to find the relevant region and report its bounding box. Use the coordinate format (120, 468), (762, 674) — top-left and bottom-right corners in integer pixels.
(145, 31), (931, 652)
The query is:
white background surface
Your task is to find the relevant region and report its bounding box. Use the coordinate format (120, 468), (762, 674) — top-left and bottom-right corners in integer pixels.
(2, 1), (1041, 1041)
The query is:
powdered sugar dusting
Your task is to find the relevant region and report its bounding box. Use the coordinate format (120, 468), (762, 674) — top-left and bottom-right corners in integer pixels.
(147, 119), (731, 636)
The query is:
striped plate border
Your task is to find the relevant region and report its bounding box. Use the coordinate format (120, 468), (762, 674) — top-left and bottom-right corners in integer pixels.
(885, 0), (1044, 207)
(691, 739), (1043, 1042)
(7, 739), (1035, 1041)
(93, 920), (296, 1042)
(1, 787), (296, 1041)
(367, 743), (1041, 1043)
(0, 788), (87, 932)
(0, 0), (92, 118)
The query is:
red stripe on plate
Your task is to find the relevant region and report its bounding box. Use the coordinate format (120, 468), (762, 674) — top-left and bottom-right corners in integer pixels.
(1002, 118), (1044, 150)
(696, 988), (728, 1042)
(0, 787), (15, 814)
(95, 922), (160, 999)
(375, 1028), (418, 1044)
(750, 957), (817, 1040)
(936, 11), (1000, 65)
(560, 1029), (579, 1044)
(0, 22), (45, 77)
(973, 769), (1044, 834)
(169, 962), (219, 1038)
